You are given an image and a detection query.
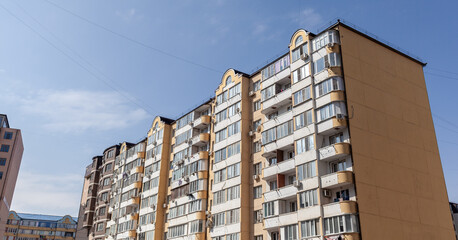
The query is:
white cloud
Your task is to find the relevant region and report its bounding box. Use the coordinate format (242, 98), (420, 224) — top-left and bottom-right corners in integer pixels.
(1, 88), (150, 134)
(291, 8), (324, 29)
(11, 171), (83, 216)
(116, 8), (142, 21)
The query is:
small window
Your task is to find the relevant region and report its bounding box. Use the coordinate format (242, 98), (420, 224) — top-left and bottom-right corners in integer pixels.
(3, 132), (13, 140)
(253, 81), (260, 91)
(0, 172), (3, 179)
(226, 76), (232, 85)
(253, 100), (261, 112)
(0, 158), (6, 166)
(0, 145), (9, 152)
(295, 36), (303, 46)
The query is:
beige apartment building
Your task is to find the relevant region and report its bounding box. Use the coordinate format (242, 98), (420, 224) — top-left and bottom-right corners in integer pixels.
(0, 115), (24, 240)
(76, 21), (455, 240)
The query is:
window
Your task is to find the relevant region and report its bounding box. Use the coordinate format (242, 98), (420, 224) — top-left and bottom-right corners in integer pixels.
(292, 64), (310, 84)
(312, 30), (339, 51)
(299, 189), (318, 208)
(228, 83), (241, 99)
(253, 100), (261, 111)
(301, 219), (318, 238)
(253, 120), (261, 132)
(293, 86), (311, 105)
(267, 111), (278, 120)
(283, 224), (298, 240)
(214, 147), (227, 163)
(215, 128), (227, 143)
(276, 120), (293, 140)
(215, 110), (227, 123)
(261, 84), (275, 101)
(103, 178), (110, 186)
(228, 102), (241, 117)
(226, 76), (232, 85)
(254, 186), (262, 199)
(0, 145), (9, 152)
(329, 132), (344, 144)
(336, 189), (350, 201)
(316, 102), (345, 122)
(216, 91), (228, 105)
(294, 110), (313, 130)
(254, 163), (262, 175)
(98, 207), (106, 215)
(295, 135), (314, 154)
(269, 180), (277, 191)
(167, 224), (186, 238)
(213, 212), (225, 226)
(213, 190), (226, 205)
(226, 209), (239, 224)
(189, 220), (203, 234)
(253, 141), (261, 153)
(263, 201), (276, 217)
(292, 42), (308, 62)
(324, 215), (358, 235)
(313, 53), (341, 73)
(227, 121), (240, 137)
(3, 132), (13, 139)
(253, 81), (260, 91)
(227, 142), (240, 158)
(176, 112), (194, 129)
(315, 77), (344, 97)
(297, 161), (316, 180)
(96, 223), (104, 232)
(227, 185), (240, 201)
(226, 233), (239, 240)
(261, 55), (290, 81)
(331, 160), (346, 173)
(261, 127), (276, 145)
(254, 210), (262, 223)
(105, 163), (112, 172)
(0, 158), (6, 166)
(254, 236), (263, 240)
(214, 168), (226, 184)
(227, 163), (240, 179)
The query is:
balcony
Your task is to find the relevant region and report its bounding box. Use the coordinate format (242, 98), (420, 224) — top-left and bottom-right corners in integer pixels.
(130, 213), (139, 220)
(262, 68), (291, 90)
(137, 151), (146, 159)
(134, 166), (144, 174)
(190, 151), (209, 162)
(261, 88), (292, 114)
(264, 212), (298, 230)
(263, 111), (293, 131)
(133, 181), (142, 189)
(263, 185), (298, 202)
(191, 133), (209, 147)
(315, 91), (345, 109)
(263, 158), (295, 180)
(317, 116), (347, 135)
(318, 142), (350, 161)
(263, 135), (294, 157)
(323, 201), (357, 217)
(193, 115), (211, 129)
(128, 230), (137, 238)
(321, 171), (353, 189)
(127, 197), (140, 206)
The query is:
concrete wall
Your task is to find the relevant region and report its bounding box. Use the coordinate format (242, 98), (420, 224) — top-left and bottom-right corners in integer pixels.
(338, 25), (455, 240)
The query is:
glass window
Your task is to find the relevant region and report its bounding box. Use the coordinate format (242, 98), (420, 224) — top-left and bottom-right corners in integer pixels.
(253, 81), (260, 91)
(254, 186), (262, 199)
(293, 86), (311, 106)
(295, 135), (314, 154)
(324, 215), (358, 235)
(301, 219), (318, 238)
(253, 100), (261, 111)
(315, 77), (344, 97)
(3, 132), (13, 139)
(299, 189), (318, 208)
(0, 145), (9, 152)
(283, 224), (298, 240)
(292, 64), (310, 84)
(261, 55), (290, 81)
(297, 161), (316, 180)
(294, 110), (313, 130)
(0, 158), (6, 166)
(261, 84), (276, 101)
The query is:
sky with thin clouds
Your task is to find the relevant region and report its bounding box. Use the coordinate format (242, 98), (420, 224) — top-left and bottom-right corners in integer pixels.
(1, 0), (458, 216)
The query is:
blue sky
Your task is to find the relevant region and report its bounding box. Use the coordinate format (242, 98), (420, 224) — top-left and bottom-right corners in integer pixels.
(1, 0), (457, 216)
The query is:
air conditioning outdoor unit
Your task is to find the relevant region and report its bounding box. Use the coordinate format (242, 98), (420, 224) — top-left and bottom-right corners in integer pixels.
(293, 180), (302, 188)
(183, 176), (190, 182)
(249, 131), (254, 137)
(300, 53), (309, 60)
(336, 113), (344, 120)
(253, 175), (260, 181)
(177, 160), (184, 165)
(249, 91), (255, 97)
(326, 42), (335, 48)
(163, 203), (168, 209)
(151, 204), (156, 210)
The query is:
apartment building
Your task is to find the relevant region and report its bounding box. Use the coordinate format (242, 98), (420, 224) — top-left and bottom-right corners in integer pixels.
(4, 211), (77, 240)
(451, 202), (458, 239)
(0, 115), (24, 240)
(76, 21), (455, 240)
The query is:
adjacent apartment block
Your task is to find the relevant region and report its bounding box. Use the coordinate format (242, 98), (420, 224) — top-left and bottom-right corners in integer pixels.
(0, 115), (24, 240)
(4, 211), (77, 240)
(76, 21), (456, 240)
(451, 202), (458, 239)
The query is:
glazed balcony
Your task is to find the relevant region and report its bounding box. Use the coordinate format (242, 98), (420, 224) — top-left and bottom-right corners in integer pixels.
(318, 142), (351, 161)
(322, 200), (357, 217)
(264, 211), (298, 230)
(133, 166), (144, 174)
(321, 171), (353, 189)
(261, 88), (292, 114)
(317, 116), (347, 135)
(190, 151), (209, 162)
(191, 133), (210, 147)
(263, 158), (295, 180)
(127, 196), (140, 206)
(263, 135), (294, 157)
(193, 115), (211, 129)
(315, 90), (346, 109)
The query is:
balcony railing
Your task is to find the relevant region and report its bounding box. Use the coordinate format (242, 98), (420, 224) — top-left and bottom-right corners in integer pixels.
(318, 142), (350, 161)
(317, 116), (347, 135)
(262, 88), (292, 114)
(263, 158), (295, 180)
(191, 133), (209, 147)
(263, 184), (298, 202)
(321, 171), (353, 189)
(193, 115), (211, 129)
(322, 200), (357, 217)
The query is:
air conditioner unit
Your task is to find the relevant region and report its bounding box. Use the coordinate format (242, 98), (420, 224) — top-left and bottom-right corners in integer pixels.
(323, 189), (332, 198)
(205, 210), (212, 216)
(249, 91), (255, 97)
(236, 108), (240, 113)
(249, 131), (254, 137)
(130, 213), (136, 217)
(206, 219), (214, 228)
(184, 154), (188, 159)
(163, 203), (168, 209)
(256, 126), (262, 132)
(151, 204), (156, 210)
(253, 175), (260, 181)
(183, 176), (190, 182)
(187, 139), (193, 144)
(300, 53), (309, 60)
(177, 159), (184, 165)
(336, 113), (344, 120)
(153, 142), (157, 146)
(293, 180), (302, 188)
(325, 62), (331, 69)
(327, 42), (335, 48)
(189, 122), (194, 127)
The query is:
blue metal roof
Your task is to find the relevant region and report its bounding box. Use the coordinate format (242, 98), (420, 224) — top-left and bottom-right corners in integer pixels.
(16, 213), (77, 222)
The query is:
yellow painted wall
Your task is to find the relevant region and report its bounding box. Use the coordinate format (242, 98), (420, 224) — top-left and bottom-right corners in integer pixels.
(338, 25), (455, 240)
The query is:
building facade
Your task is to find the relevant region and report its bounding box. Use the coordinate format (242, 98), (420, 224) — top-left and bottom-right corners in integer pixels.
(451, 202), (458, 239)
(0, 115), (24, 240)
(4, 211), (77, 240)
(76, 21), (456, 240)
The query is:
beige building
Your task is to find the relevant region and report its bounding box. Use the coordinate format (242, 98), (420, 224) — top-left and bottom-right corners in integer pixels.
(76, 21), (455, 240)
(0, 115), (24, 240)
